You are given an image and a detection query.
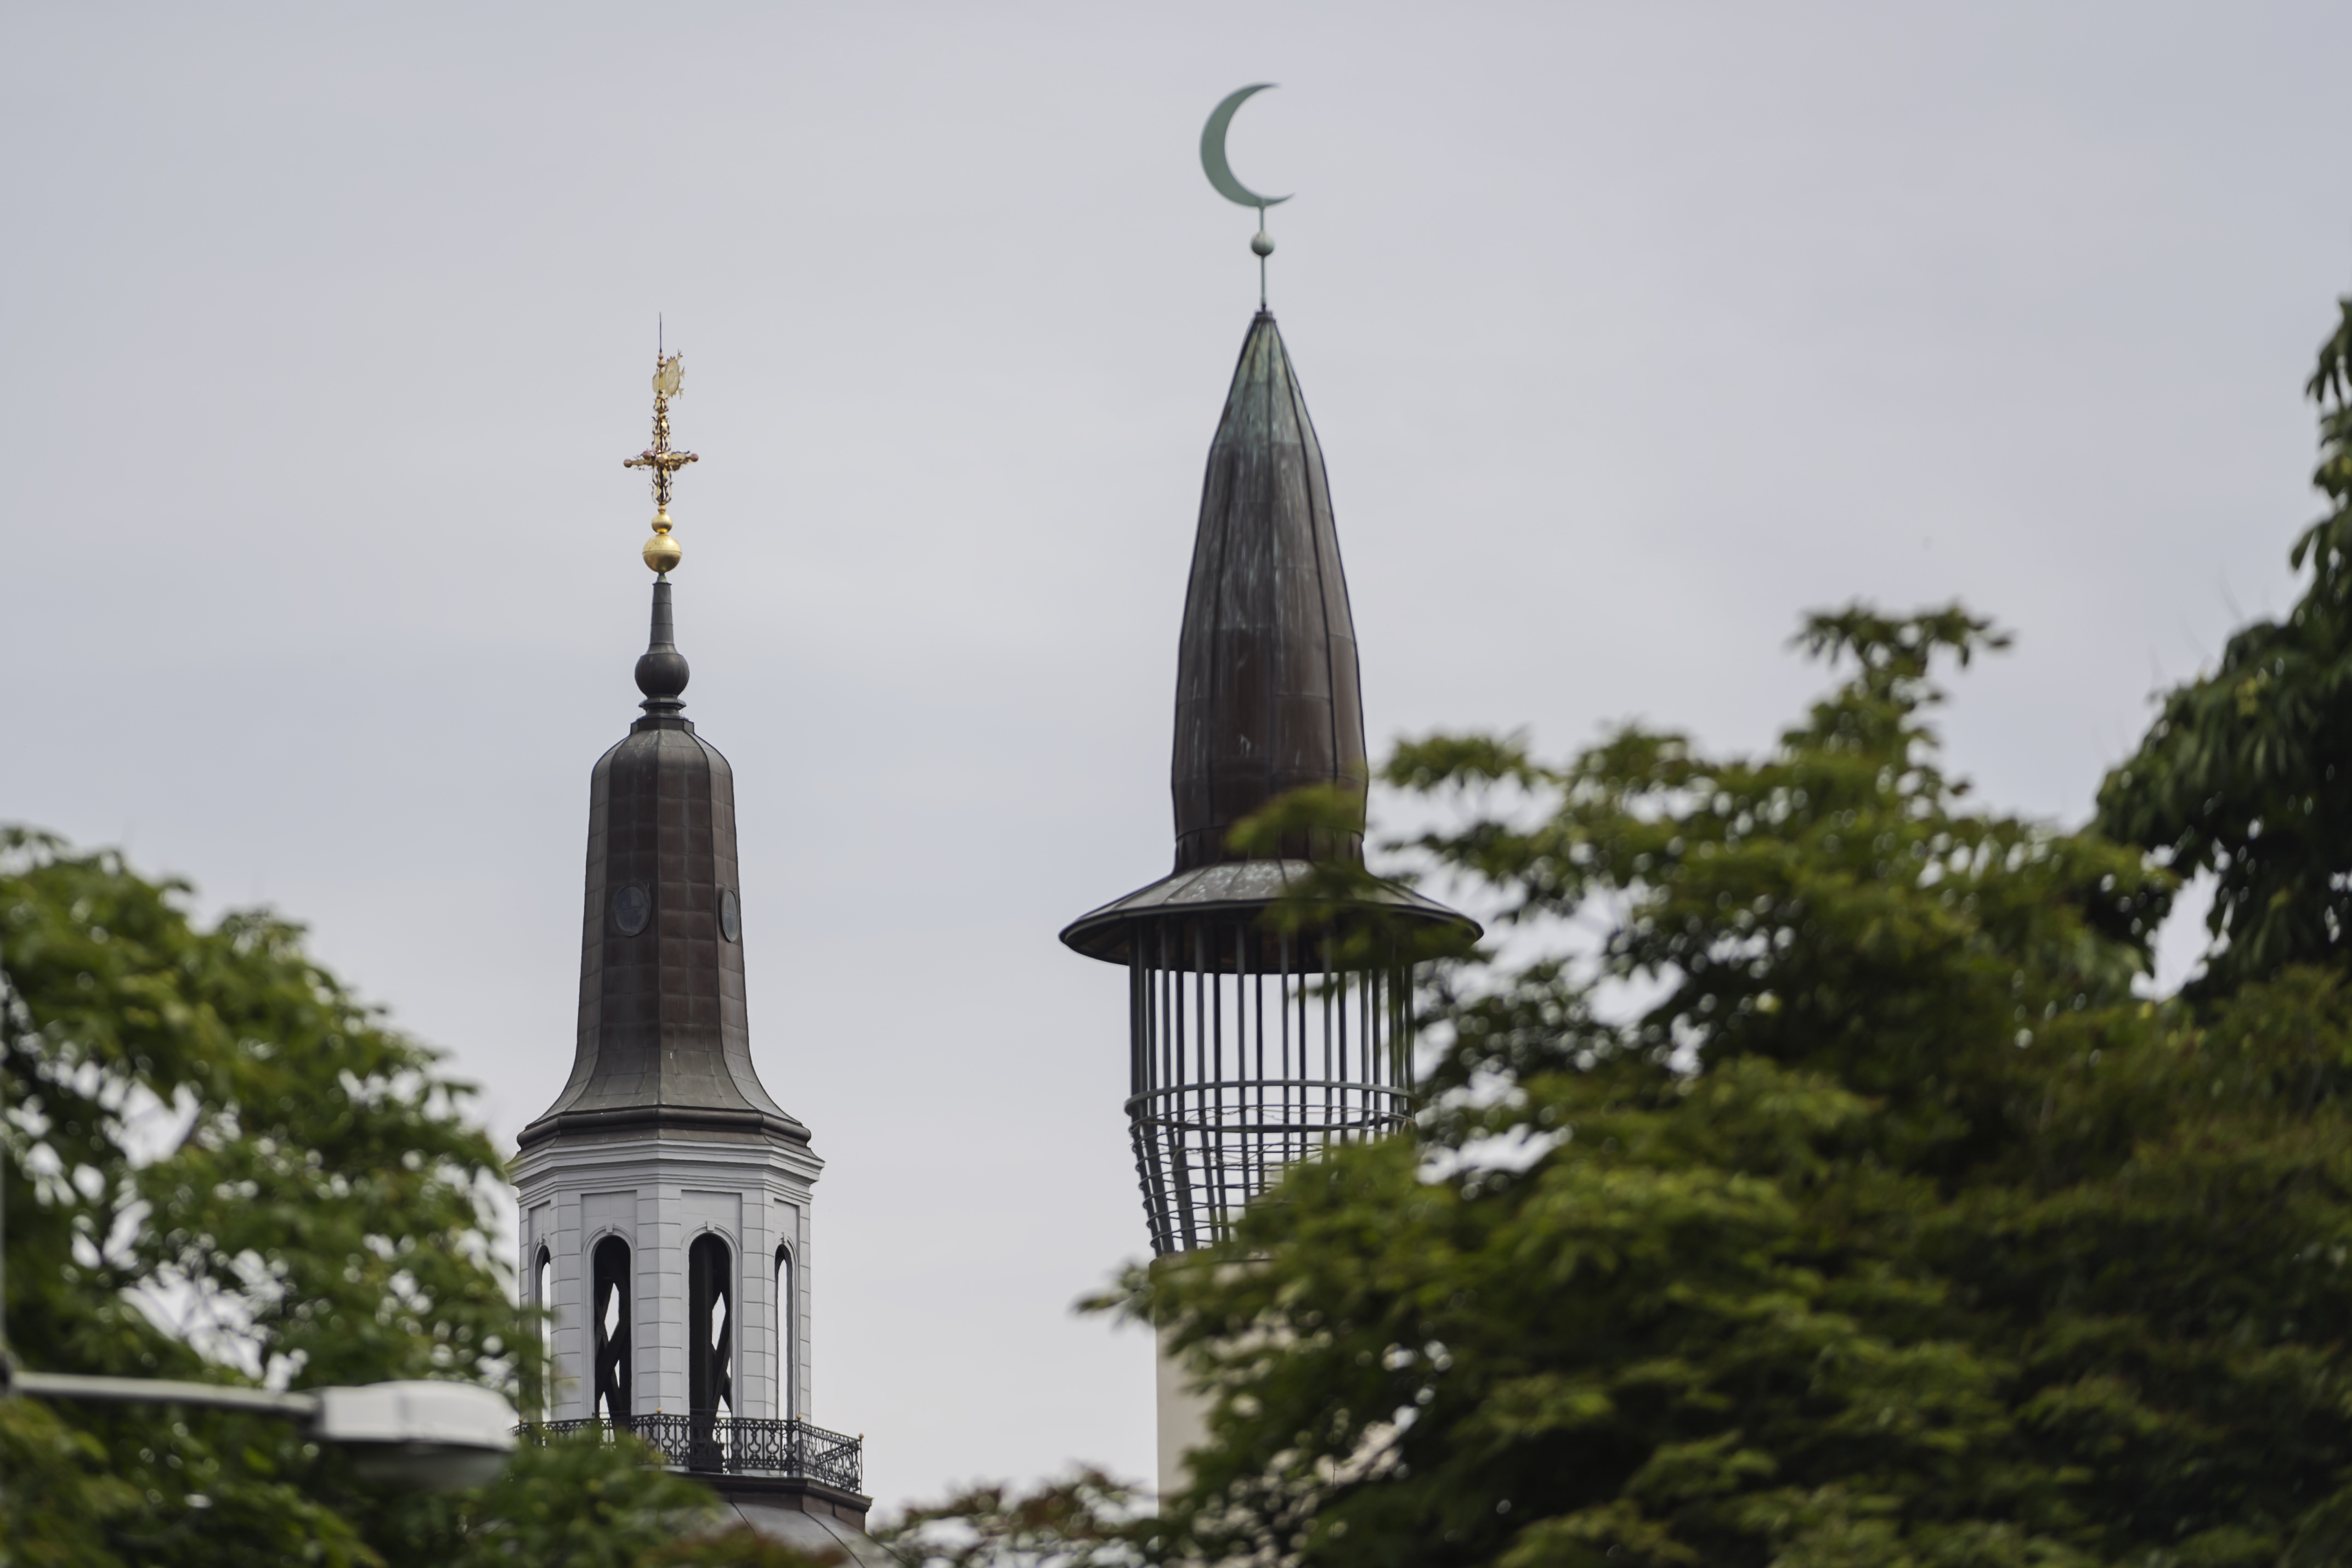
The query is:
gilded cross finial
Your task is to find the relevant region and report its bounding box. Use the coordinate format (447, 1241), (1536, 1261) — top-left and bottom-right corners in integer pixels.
(624, 352), (698, 574)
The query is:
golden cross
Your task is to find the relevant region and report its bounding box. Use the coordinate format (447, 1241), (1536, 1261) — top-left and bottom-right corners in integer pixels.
(623, 353), (699, 514)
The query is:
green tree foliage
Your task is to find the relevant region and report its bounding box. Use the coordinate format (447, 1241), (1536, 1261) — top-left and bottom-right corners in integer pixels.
(2098, 295), (2352, 997)
(411, 1432), (719, 1568)
(0, 830), (711, 1565)
(1111, 605), (2352, 1567)
(880, 1469), (1146, 1568)
(643, 1521), (847, 1567)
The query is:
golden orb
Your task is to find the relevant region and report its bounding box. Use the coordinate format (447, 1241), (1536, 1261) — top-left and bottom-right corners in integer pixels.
(643, 512), (682, 574)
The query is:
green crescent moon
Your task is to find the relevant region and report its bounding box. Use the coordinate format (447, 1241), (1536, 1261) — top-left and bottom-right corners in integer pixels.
(1201, 83), (1291, 210)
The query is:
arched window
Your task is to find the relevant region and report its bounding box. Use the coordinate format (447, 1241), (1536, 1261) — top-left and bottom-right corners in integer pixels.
(534, 1246), (553, 1421)
(688, 1233), (734, 1420)
(774, 1243), (795, 1420)
(591, 1236), (631, 1423)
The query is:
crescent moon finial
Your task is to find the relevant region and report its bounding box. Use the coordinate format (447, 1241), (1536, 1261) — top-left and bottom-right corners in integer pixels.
(1201, 84), (1290, 210)
(1201, 84), (1291, 308)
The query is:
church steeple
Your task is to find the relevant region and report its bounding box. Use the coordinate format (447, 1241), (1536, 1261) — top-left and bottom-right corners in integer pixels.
(512, 353), (873, 1542)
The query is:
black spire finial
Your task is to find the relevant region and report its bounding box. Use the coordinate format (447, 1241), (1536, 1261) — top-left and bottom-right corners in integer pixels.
(634, 580), (690, 719)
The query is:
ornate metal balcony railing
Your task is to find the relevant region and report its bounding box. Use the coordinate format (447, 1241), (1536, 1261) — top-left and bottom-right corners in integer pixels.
(523, 1413), (863, 1492)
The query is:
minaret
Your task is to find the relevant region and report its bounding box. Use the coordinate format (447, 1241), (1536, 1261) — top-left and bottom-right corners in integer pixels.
(1062, 307), (1477, 1244)
(513, 353), (874, 1542)
(1059, 307), (1477, 1490)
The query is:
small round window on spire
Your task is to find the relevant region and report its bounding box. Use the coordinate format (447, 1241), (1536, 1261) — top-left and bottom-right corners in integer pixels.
(720, 888), (741, 942)
(613, 882), (651, 936)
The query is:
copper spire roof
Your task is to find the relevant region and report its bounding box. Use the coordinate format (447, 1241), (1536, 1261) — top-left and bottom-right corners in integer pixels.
(1061, 309), (1475, 965)
(1171, 309), (1367, 872)
(518, 584), (804, 1150)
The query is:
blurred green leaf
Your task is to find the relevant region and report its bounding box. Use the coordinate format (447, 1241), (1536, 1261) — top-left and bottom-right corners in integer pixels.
(1, 832), (714, 1565)
(2098, 294), (2352, 999)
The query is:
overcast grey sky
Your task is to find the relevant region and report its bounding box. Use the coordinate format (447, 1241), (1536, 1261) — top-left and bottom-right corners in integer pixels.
(6, 1), (2350, 1512)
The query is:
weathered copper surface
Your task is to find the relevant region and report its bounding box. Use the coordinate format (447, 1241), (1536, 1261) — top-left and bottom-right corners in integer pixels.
(1059, 858), (1468, 967)
(1171, 310), (1367, 873)
(1062, 308), (1480, 972)
(519, 584), (803, 1150)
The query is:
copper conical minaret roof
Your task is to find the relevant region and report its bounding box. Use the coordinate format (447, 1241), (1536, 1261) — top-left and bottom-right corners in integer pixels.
(1062, 310), (1471, 962)
(1171, 309), (1367, 871)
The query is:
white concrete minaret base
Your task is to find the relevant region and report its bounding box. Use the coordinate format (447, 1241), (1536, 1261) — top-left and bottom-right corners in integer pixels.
(1155, 1320), (1214, 1501)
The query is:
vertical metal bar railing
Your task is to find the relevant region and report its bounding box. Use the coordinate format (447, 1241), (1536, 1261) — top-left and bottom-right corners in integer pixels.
(1124, 912), (1422, 1253)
